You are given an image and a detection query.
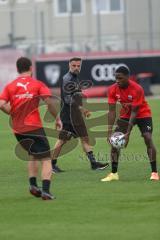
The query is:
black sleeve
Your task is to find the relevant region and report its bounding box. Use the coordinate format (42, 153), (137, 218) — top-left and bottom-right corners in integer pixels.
(62, 74), (82, 107)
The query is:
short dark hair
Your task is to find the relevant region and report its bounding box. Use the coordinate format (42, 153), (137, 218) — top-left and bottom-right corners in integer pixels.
(16, 57), (32, 73)
(115, 66), (130, 75)
(69, 57), (82, 63)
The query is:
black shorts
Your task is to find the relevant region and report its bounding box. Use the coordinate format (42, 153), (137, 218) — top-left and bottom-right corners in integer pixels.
(15, 128), (51, 159)
(59, 122), (88, 141)
(115, 117), (153, 134)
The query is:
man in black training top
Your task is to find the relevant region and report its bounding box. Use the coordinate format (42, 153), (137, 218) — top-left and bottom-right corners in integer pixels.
(52, 57), (108, 172)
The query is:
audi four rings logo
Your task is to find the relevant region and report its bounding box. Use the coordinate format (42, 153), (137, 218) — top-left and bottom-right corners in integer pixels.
(91, 63), (128, 82)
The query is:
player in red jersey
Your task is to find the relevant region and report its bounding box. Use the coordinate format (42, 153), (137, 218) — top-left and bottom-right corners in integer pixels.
(0, 57), (62, 200)
(101, 65), (159, 182)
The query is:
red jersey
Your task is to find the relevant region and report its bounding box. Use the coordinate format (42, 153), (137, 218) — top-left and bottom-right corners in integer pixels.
(0, 75), (52, 133)
(108, 80), (151, 119)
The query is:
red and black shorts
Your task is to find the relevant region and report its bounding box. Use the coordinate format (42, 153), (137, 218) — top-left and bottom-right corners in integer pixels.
(15, 128), (51, 159)
(115, 117), (153, 134)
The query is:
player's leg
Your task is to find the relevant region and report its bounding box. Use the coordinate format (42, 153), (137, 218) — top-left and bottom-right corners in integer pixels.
(28, 157), (39, 189)
(14, 133), (41, 197)
(28, 156), (54, 199)
(51, 123), (72, 173)
(80, 136), (109, 170)
(137, 117), (159, 180)
(70, 112), (105, 169)
(101, 118), (129, 181)
(28, 157), (42, 197)
(101, 147), (120, 181)
(52, 139), (67, 173)
(143, 132), (157, 169)
(40, 157), (55, 200)
(28, 156), (54, 200)
(15, 128), (56, 199)
(28, 128), (56, 199)
(72, 121), (102, 170)
(28, 159), (39, 178)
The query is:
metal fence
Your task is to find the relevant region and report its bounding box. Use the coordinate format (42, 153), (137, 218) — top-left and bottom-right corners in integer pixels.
(0, 0), (160, 56)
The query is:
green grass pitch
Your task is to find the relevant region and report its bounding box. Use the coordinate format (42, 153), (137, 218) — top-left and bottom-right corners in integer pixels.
(0, 98), (160, 240)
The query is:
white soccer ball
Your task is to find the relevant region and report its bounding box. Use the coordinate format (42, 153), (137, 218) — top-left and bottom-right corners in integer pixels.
(110, 132), (126, 149)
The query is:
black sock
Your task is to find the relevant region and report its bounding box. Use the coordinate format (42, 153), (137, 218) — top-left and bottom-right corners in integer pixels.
(42, 180), (51, 193)
(150, 161), (157, 172)
(87, 151), (96, 164)
(29, 177), (37, 187)
(52, 159), (57, 167)
(112, 162), (118, 173)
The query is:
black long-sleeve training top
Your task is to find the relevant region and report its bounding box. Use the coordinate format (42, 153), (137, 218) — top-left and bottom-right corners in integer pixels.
(60, 71), (83, 124)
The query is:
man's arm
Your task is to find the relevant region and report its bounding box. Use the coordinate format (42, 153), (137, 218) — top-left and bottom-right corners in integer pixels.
(107, 104), (116, 142)
(62, 75), (83, 106)
(124, 106), (139, 146)
(127, 106), (139, 134)
(62, 76), (74, 105)
(44, 96), (62, 130)
(0, 100), (10, 115)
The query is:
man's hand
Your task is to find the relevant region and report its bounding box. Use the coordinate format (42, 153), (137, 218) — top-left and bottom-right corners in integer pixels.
(83, 109), (91, 118)
(79, 106), (91, 118)
(107, 130), (112, 144)
(124, 132), (130, 147)
(55, 117), (62, 131)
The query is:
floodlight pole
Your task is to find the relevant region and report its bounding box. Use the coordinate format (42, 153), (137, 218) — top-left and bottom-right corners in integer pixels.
(9, 0), (16, 48)
(96, 0), (102, 51)
(148, 0), (154, 50)
(34, 0), (39, 55)
(123, 0), (128, 51)
(68, 2), (74, 52)
(40, 11), (45, 54)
